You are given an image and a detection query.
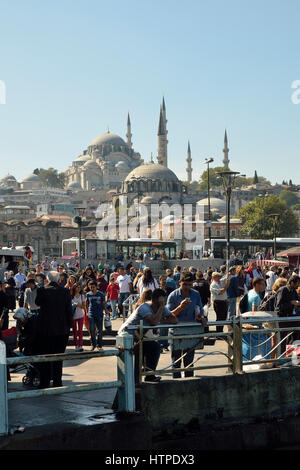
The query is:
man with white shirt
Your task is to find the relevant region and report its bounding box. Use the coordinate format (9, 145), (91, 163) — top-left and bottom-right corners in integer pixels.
(265, 265), (278, 294)
(50, 257), (57, 270)
(116, 266), (133, 317)
(14, 268), (26, 289)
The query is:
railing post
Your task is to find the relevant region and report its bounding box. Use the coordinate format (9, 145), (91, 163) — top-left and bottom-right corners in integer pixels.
(227, 317), (234, 373)
(232, 315), (243, 374)
(116, 332), (135, 412)
(0, 340), (8, 436)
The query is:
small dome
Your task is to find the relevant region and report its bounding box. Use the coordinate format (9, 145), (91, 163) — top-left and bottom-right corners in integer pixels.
(75, 154), (90, 162)
(116, 161), (129, 169)
(83, 159), (101, 169)
(125, 163), (179, 183)
(140, 196), (158, 204)
(1, 174), (16, 182)
(21, 173), (40, 183)
(67, 181), (82, 190)
(89, 132), (127, 148)
(197, 197), (226, 212)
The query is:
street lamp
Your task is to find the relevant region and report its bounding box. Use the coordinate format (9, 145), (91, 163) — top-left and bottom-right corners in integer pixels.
(216, 170), (241, 270)
(268, 213), (280, 259)
(73, 207), (85, 272)
(203, 158), (214, 249)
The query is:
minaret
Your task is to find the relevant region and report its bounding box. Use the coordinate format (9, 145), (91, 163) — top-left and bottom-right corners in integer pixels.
(161, 97), (168, 165)
(223, 129), (230, 168)
(126, 113), (132, 148)
(186, 141), (192, 183)
(157, 105), (168, 167)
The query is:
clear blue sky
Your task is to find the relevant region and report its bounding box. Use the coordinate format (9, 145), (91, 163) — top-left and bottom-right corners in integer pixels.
(0, 0), (300, 184)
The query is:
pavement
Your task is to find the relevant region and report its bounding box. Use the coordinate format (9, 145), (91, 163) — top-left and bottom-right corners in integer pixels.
(5, 308), (230, 432)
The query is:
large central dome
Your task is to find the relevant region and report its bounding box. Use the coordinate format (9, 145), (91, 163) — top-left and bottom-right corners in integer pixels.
(125, 162), (179, 182)
(89, 131), (127, 147)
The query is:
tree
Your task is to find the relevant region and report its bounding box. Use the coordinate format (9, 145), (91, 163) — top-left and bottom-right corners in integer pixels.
(253, 170), (259, 184)
(236, 194), (299, 239)
(279, 190), (299, 208)
(198, 166), (270, 190)
(33, 168), (66, 188)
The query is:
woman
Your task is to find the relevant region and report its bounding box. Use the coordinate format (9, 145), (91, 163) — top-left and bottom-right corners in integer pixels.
(106, 274), (120, 320)
(236, 265), (247, 298)
(136, 269), (159, 296)
(79, 267), (96, 289)
(71, 283), (86, 351)
(65, 274), (77, 291)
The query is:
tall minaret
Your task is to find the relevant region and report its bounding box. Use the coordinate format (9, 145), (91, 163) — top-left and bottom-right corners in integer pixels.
(186, 141), (192, 183)
(157, 104), (168, 167)
(126, 113), (132, 148)
(161, 97), (168, 165)
(223, 129), (230, 168)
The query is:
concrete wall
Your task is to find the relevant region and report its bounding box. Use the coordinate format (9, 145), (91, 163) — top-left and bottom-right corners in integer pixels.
(137, 367), (300, 432)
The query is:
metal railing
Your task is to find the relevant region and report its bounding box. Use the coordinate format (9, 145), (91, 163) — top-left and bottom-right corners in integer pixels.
(0, 331), (135, 437)
(127, 315), (300, 382)
(122, 294), (139, 322)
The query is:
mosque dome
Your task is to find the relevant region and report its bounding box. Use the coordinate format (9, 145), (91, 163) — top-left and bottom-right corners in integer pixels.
(89, 131), (127, 148)
(75, 154), (90, 163)
(67, 181), (83, 191)
(21, 173), (40, 183)
(125, 162), (179, 183)
(83, 159), (101, 169)
(197, 197), (226, 213)
(0, 174), (16, 182)
(140, 196), (158, 204)
(115, 161), (129, 169)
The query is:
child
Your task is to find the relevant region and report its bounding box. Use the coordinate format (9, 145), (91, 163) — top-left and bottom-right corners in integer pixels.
(106, 274), (120, 320)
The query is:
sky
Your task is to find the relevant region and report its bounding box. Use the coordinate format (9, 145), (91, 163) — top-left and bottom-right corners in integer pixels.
(0, 0), (300, 185)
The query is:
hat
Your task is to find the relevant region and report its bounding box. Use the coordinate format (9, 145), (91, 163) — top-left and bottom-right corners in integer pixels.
(212, 271), (222, 278)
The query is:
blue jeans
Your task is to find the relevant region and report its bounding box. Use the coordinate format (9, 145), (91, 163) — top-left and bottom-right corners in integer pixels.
(110, 299), (118, 319)
(89, 315), (103, 347)
(118, 292), (130, 317)
(227, 298), (237, 319)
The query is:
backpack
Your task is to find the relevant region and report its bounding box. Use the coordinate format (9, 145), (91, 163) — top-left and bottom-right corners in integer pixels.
(258, 292), (276, 312)
(238, 294), (249, 314)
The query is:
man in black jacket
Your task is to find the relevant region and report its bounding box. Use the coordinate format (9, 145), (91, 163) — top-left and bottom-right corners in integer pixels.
(0, 281), (9, 330)
(274, 275), (300, 353)
(35, 271), (73, 388)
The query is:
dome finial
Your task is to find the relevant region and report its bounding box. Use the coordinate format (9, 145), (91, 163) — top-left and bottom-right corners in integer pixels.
(150, 152), (154, 163)
(107, 125), (110, 134)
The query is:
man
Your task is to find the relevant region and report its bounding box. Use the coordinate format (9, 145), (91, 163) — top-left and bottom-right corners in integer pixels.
(41, 257), (50, 272)
(227, 266), (240, 319)
(210, 271), (230, 332)
(167, 272), (206, 378)
(24, 278), (40, 313)
(35, 271), (73, 388)
(116, 266), (133, 317)
(274, 275), (300, 352)
(265, 265), (278, 294)
(0, 281), (9, 330)
(86, 280), (110, 351)
(246, 261), (263, 289)
(57, 265), (69, 288)
(119, 288), (177, 382)
(35, 264), (46, 287)
(247, 277), (265, 311)
(14, 268), (26, 290)
(165, 269), (177, 293)
(50, 257), (58, 271)
(173, 266), (181, 288)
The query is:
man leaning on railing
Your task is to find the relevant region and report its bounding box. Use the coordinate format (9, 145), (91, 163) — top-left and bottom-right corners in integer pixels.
(118, 288), (177, 383)
(166, 272), (207, 379)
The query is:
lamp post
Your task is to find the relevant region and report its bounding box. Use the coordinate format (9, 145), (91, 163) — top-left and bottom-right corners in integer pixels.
(73, 207), (85, 272)
(258, 192), (268, 238)
(268, 213), (280, 259)
(204, 158), (214, 249)
(216, 170), (241, 270)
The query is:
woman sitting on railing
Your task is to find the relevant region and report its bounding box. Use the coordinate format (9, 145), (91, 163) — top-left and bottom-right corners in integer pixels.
(118, 288), (178, 383)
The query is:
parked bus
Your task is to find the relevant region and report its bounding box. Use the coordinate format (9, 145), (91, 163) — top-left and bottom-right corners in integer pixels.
(62, 237), (177, 261)
(208, 238), (300, 259)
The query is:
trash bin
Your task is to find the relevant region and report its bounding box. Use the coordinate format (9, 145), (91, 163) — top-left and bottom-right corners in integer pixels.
(241, 311), (274, 362)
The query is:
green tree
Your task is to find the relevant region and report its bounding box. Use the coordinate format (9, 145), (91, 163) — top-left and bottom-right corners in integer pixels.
(33, 168), (66, 188)
(198, 166), (270, 190)
(279, 189), (299, 208)
(236, 194), (299, 239)
(253, 170), (259, 184)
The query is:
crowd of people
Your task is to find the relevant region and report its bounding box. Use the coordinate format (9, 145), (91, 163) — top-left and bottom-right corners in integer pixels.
(1, 255), (300, 387)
